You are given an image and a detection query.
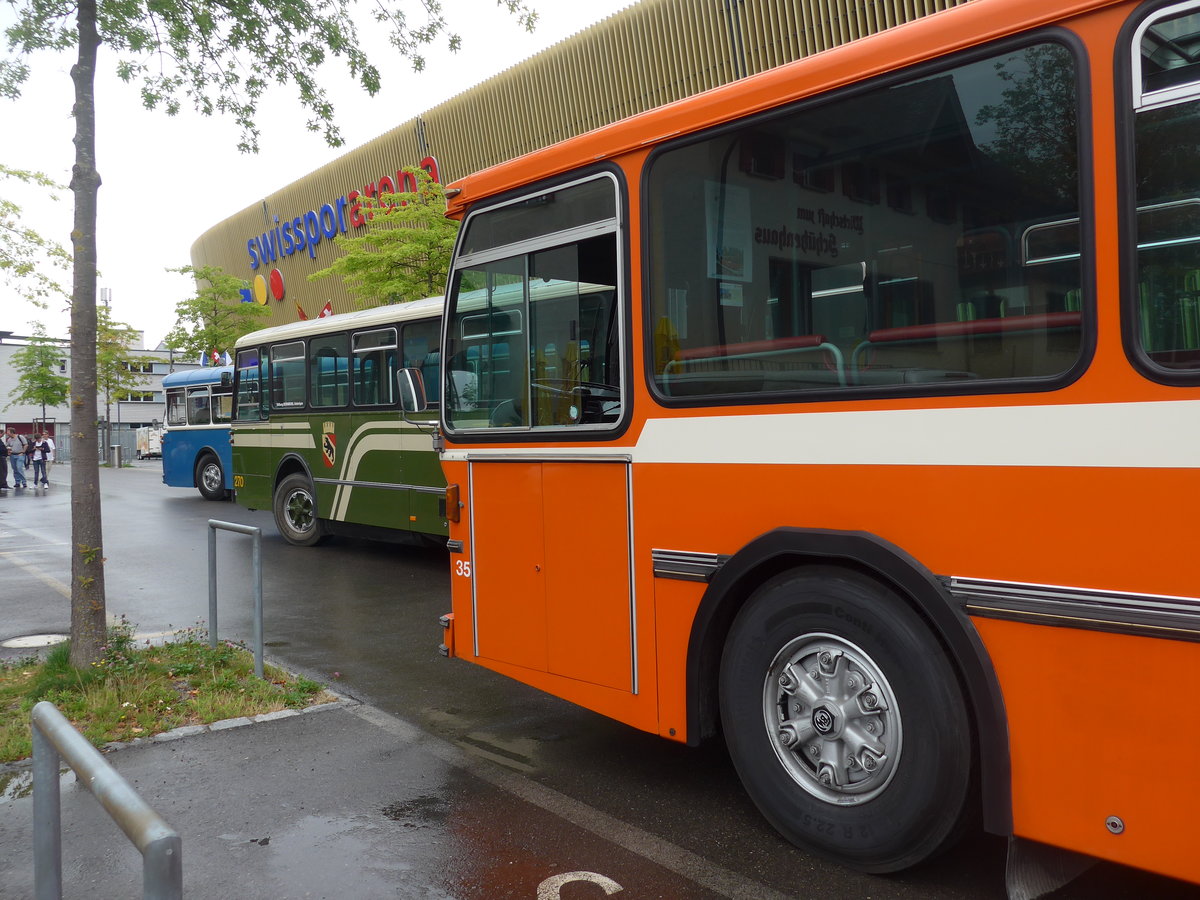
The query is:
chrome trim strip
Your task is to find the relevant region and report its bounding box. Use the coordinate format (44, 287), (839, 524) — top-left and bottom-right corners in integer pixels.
(313, 478), (441, 493)
(627, 463), (638, 696)
(652, 549), (730, 583)
(950, 576), (1200, 642)
(469, 462), (479, 659)
(462, 453), (633, 464)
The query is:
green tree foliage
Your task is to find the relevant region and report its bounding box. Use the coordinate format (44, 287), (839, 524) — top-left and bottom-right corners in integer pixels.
(6, 323), (70, 421)
(1, 0), (536, 667)
(309, 166), (458, 307)
(164, 265), (269, 360)
(95, 304), (158, 406)
(0, 165), (70, 307)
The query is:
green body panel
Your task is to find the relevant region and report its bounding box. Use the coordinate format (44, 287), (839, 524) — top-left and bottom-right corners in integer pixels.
(232, 411), (446, 537)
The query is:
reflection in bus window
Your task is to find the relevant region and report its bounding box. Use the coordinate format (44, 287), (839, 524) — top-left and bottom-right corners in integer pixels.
(647, 42), (1083, 398)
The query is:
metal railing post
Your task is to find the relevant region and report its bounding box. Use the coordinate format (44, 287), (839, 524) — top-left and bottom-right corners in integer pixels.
(31, 724), (62, 900)
(31, 702), (182, 900)
(208, 523), (218, 651)
(207, 519), (264, 679)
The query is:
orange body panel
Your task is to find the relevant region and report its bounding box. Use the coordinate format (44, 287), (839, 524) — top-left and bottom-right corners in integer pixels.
(438, 0), (1200, 885)
(976, 618), (1200, 884)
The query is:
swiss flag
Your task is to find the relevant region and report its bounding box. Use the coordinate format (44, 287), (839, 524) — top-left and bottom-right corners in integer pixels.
(318, 301), (333, 318)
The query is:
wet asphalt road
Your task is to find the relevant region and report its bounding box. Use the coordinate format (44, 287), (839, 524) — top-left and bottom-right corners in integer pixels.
(0, 462), (1195, 899)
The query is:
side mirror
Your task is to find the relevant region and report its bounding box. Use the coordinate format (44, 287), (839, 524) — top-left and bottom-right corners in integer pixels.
(397, 368), (428, 413)
(220, 371), (233, 387)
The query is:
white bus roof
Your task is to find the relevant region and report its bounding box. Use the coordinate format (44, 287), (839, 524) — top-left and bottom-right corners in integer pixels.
(161, 365), (234, 388)
(234, 296), (443, 349)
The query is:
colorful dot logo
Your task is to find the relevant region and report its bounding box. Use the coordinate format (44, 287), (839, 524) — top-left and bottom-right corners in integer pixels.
(252, 269), (286, 304)
(269, 268), (285, 301)
(252, 274), (268, 305)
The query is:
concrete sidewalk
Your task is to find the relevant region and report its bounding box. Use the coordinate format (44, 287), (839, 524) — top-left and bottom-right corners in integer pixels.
(0, 700), (754, 900)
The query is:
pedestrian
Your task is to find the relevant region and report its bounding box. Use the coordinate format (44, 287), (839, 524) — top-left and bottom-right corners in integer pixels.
(0, 429), (8, 491)
(3, 428), (28, 488)
(30, 432), (54, 487)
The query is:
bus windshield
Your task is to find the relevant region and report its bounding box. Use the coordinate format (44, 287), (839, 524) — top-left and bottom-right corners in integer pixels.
(444, 178), (624, 431)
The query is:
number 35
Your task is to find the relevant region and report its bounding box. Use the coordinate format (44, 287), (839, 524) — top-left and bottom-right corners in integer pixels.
(455, 560), (472, 578)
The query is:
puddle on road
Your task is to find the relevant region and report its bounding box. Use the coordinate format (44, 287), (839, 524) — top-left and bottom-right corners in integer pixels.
(233, 813), (456, 898)
(0, 769), (33, 802)
(0, 767), (77, 803)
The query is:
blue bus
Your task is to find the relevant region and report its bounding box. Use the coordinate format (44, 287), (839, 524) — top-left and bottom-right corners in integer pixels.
(161, 366), (233, 500)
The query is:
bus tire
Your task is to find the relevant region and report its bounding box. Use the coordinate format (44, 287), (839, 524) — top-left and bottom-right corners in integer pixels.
(273, 473), (326, 546)
(196, 454), (229, 501)
(719, 566), (973, 873)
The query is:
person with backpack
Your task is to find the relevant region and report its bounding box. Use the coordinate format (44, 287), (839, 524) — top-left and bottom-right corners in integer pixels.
(3, 427), (27, 489)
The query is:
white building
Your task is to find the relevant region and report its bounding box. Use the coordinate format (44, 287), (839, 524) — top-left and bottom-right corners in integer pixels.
(0, 329), (201, 449)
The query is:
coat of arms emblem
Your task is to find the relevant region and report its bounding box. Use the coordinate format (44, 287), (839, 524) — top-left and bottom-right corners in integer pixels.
(321, 421), (336, 468)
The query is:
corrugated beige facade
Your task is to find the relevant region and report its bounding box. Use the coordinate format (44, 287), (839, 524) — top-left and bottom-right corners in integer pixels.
(191, 0), (968, 327)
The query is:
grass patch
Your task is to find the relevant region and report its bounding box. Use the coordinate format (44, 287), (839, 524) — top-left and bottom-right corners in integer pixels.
(0, 619), (332, 763)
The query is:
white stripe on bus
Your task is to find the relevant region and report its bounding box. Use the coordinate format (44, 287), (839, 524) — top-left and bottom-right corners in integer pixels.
(439, 399), (1200, 468)
(630, 400), (1200, 468)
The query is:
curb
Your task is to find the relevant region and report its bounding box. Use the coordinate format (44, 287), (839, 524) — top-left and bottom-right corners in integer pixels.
(0, 692), (359, 775)
(99, 692), (359, 752)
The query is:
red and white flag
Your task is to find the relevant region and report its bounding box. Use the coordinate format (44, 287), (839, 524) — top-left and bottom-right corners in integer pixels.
(318, 301), (333, 318)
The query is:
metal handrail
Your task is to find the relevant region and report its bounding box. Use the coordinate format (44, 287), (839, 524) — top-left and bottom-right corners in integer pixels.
(32, 701), (182, 899)
(207, 519), (264, 679)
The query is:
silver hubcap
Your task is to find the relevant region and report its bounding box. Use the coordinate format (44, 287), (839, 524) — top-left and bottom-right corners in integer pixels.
(284, 489), (316, 534)
(201, 463), (222, 493)
(764, 632), (901, 804)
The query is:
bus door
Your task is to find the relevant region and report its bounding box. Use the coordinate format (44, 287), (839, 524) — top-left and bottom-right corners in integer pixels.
(399, 317), (447, 535)
(468, 456), (633, 692)
(344, 326), (410, 529)
(443, 174), (630, 690)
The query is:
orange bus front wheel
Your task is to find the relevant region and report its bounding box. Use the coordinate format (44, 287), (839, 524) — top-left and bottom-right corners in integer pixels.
(719, 565), (976, 873)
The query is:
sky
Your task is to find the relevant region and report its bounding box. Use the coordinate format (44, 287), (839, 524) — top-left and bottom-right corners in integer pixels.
(1, 0), (633, 347)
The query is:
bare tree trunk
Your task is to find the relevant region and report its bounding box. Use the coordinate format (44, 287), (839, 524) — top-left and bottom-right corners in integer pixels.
(68, 0), (106, 669)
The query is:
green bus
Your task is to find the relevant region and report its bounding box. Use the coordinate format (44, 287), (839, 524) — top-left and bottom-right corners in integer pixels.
(231, 296), (446, 546)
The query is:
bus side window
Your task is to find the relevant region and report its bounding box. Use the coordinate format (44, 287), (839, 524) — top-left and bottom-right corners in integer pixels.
(271, 341), (306, 408)
(166, 388), (187, 426)
(310, 333), (349, 408)
(234, 348), (263, 421)
(352, 328), (398, 406)
(402, 318), (441, 406)
(212, 389), (232, 424)
(647, 41), (1083, 396)
(1132, 7), (1200, 375)
(187, 387), (211, 425)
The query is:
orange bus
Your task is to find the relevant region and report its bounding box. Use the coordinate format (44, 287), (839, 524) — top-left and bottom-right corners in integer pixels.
(417, 0), (1200, 887)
